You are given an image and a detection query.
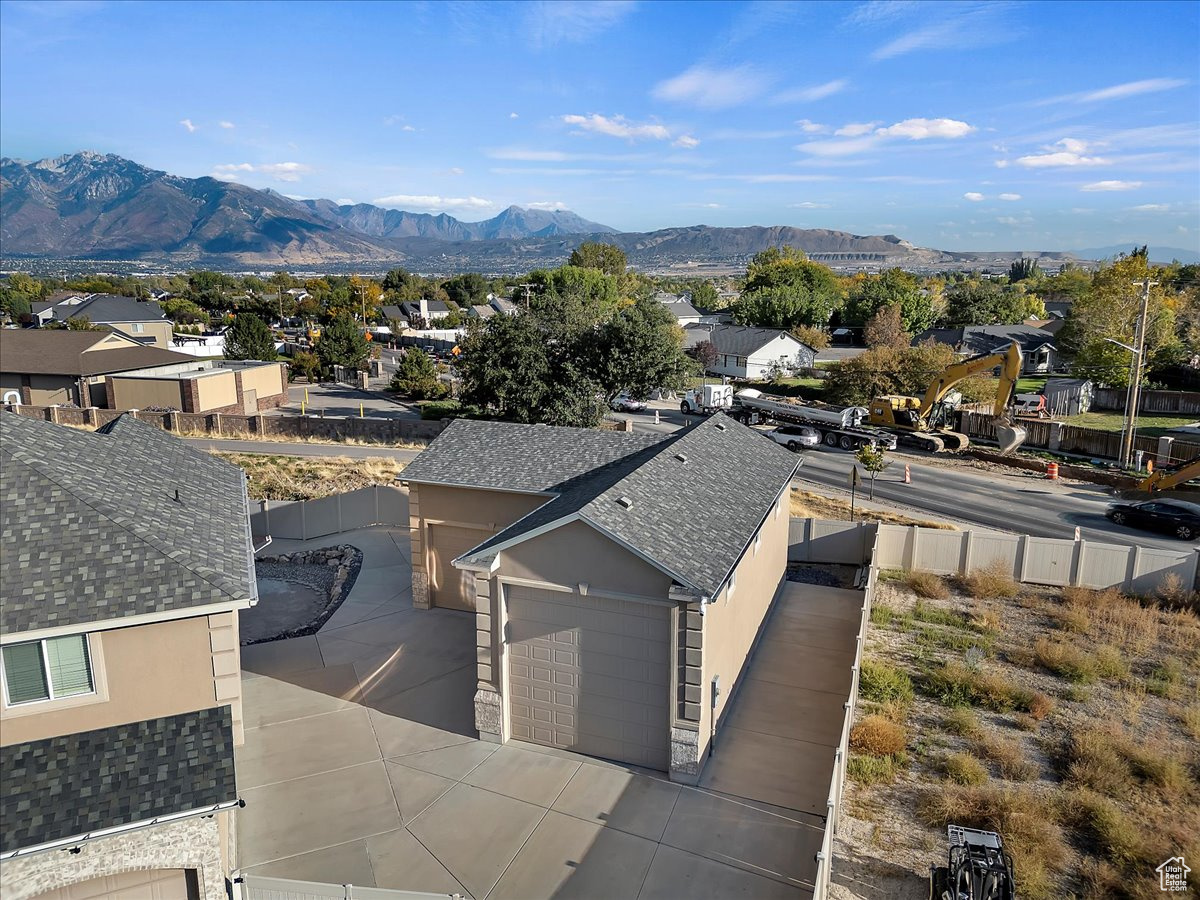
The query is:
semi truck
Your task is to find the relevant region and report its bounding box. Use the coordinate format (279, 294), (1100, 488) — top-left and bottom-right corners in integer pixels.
(731, 389), (898, 451)
(679, 384), (734, 415)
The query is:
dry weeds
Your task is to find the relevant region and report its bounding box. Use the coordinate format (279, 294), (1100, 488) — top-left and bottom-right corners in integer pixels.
(215, 452), (405, 501)
(788, 489), (957, 529)
(851, 715), (907, 756)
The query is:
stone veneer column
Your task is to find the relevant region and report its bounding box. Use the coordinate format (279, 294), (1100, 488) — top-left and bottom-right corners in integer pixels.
(669, 585), (704, 784)
(408, 485), (430, 609)
(473, 571), (504, 742)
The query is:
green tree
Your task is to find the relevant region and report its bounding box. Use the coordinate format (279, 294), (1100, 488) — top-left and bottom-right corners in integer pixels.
(224, 313), (278, 360)
(587, 297), (691, 400)
(844, 269), (933, 333)
(61, 316), (106, 332)
(443, 273), (490, 306)
(161, 298), (210, 326)
(389, 349), (446, 400)
(824, 348), (901, 405)
(736, 247), (841, 327)
(289, 350), (320, 383)
(315, 315), (369, 372)
(855, 444), (891, 499)
(527, 265), (622, 336)
(1007, 258), (1042, 283)
(687, 281), (720, 309)
(863, 304), (910, 351)
(568, 242), (627, 276)
(789, 324), (831, 351)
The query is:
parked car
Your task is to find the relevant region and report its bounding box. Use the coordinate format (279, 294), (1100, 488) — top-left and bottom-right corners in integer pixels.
(422, 344), (437, 356)
(610, 393), (647, 412)
(766, 425), (821, 452)
(1105, 498), (1200, 541)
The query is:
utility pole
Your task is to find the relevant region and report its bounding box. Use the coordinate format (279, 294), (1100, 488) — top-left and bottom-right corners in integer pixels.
(1119, 278), (1156, 468)
(518, 283), (534, 310)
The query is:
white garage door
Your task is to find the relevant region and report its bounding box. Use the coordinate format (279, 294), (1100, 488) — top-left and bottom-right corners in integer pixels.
(35, 868), (193, 900)
(430, 524), (491, 611)
(506, 585), (671, 770)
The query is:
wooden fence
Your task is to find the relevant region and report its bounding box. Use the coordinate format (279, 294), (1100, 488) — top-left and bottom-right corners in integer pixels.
(1093, 388), (1200, 415)
(959, 410), (1198, 465)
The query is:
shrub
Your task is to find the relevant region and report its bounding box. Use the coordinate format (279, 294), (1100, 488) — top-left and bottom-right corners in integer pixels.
(1092, 644), (1128, 681)
(920, 785), (1069, 900)
(1065, 790), (1145, 867)
(970, 607), (1001, 633)
(1026, 692), (1054, 721)
(944, 752), (989, 785)
(960, 560), (1019, 599)
(1034, 638), (1097, 683)
(942, 707), (981, 737)
(1146, 657), (1183, 698)
(1156, 572), (1199, 612)
(1180, 704), (1200, 741)
(1051, 603), (1090, 633)
(907, 571), (950, 601)
(850, 715), (907, 756)
(418, 399), (463, 420)
(869, 601), (894, 626)
(922, 661), (978, 707)
(859, 659), (914, 706)
(847, 752), (904, 785)
(976, 733), (1038, 781)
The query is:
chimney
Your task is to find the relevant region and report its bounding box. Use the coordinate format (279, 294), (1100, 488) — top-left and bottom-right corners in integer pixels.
(419, 297), (429, 322)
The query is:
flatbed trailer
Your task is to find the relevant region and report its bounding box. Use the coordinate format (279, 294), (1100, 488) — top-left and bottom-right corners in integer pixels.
(731, 389), (898, 451)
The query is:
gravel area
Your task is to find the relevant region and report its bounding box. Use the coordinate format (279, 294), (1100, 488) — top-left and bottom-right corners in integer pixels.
(254, 561), (336, 595)
(242, 545), (363, 644)
(786, 563), (860, 588)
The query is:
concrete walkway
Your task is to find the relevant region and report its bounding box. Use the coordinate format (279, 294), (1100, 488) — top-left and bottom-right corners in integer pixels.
(237, 526), (856, 899)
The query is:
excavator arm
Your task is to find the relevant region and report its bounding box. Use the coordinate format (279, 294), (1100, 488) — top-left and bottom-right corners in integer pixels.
(919, 343), (1024, 419)
(1137, 455), (1200, 492)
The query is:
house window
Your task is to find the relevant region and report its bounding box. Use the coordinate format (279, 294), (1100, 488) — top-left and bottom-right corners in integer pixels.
(2, 635), (94, 706)
(131, 323), (145, 333)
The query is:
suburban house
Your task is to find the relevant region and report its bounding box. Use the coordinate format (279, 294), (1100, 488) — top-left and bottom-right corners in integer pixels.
(400, 299), (451, 323)
(656, 293), (730, 326)
(469, 303), (496, 320)
(0, 330), (198, 408)
(380, 304), (409, 328)
(31, 294), (174, 348)
(0, 413), (257, 899)
(489, 296), (519, 315)
(401, 415), (800, 783)
(914, 324), (1059, 374)
(683, 324), (817, 380)
(0, 330), (287, 413)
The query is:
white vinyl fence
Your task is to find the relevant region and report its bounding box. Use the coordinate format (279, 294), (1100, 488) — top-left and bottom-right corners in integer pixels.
(251, 486), (408, 540)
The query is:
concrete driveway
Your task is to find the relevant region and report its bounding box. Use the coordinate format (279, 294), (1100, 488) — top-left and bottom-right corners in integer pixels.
(237, 525), (851, 899)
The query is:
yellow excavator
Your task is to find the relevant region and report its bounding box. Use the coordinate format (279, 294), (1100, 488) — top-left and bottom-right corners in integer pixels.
(866, 342), (1027, 454)
(1134, 455), (1200, 493)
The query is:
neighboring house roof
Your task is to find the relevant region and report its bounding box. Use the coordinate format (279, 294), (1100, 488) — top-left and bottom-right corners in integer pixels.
(0, 706), (236, 855)
(662, 300), (704, 320)
(491, 297), (518, 313)
(1, 413), (255, 634)
(402, 419), (663, 494)
(0, 330), (196, 376)
(683, 324), (813, 357)
(401, 300), (450, 316)
(412, 416), (799, 599)
(914, 324), (1057, 355)
(380, 305), (408, 322)
(470, 304), (496, 318)
(54, 294), (167, 324)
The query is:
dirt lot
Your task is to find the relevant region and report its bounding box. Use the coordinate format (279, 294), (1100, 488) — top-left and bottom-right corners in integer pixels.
(215, 452), (405, 501)
(830, 568), (1200, 900)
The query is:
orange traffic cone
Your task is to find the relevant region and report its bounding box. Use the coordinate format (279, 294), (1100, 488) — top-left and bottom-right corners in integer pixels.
(903, 464), (911, 484)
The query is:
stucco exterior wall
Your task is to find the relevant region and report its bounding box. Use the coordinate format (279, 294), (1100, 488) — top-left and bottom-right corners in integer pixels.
(105, 376), (184, 412)
(26, 375), (77, 406)
(194, 372), (238, 412)
(110, 321), (173, 349)
(698, 489), (789, 758)
(408, 483), (547, 609)
(234, 363), (285, 401)
(2, 617), (219, 746)
(0, 810), (231, 900)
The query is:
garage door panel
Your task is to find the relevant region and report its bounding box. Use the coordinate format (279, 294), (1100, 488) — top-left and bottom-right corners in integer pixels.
(506, 586), (670, 770)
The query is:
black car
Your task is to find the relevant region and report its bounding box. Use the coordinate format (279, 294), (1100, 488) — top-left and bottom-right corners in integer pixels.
(1105, 498), (1200, 541)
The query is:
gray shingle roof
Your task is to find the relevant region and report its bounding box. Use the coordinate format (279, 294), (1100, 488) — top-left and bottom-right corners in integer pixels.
(1, 413), (254, 635)
(1, 706), (236, 854)
(455, 415), (799, 598)
(401, 418), (664, 494)
(57, 294), (167, 324)
(683, 324), (811, 356)
(914, 324), (1056, 355)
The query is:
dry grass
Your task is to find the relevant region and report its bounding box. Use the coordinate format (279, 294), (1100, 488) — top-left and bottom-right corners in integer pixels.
(1156, 572), (1200, 613)
(1060, 727), (1192, 801)
(1180, 704), (1200, 740)
(215, 452), (405, 501)
(921, 660), (1039, 713)
(1026, 691), (1054, 721)
(847, 752), (906, 786)
(920, 785), (1070, 900)
(905, 571), (950, 600)
(943, 751), (989, 785)
(788, 489), (957, 528)
(975, 732), (1038, 781)
(942, 706), (981, 737)
(1033, 638), (1098, 684)
(958, 560), (1019, 599)
(850, 715), (907, 756)
(859, 658), (915, 706)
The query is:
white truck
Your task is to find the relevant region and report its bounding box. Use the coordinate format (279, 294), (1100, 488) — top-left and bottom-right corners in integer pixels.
(731, 389), (898, 451)
(679, 384), (734, 415)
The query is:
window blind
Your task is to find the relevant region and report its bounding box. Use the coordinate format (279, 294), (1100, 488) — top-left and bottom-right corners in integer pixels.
(3, 642), (49, 704)
(46, 635), (93, 697)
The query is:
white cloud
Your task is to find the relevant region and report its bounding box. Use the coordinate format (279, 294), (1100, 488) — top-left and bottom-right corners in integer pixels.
(790, 201), (831, 209)
(835, 121), (879, 137)
(527, 200), (568, 210)
(491, 148), (571, 161)
(997, 216), (1027, 226)
(774, 79), (848, 103)
(1038, 77), (1190, 106)
(401, 125), (416, 132)
(372, 193), (494, 210)
(179, 118), (197, 133)
(652, 64), (771, 110)
(796, 119), (827, 134)
(525, 0), (636, 48)
(963, 192), (985, 202)
(335, 198), (355, 206)
(1080, 180), (1143, 192)
(510, 112), (519, 119)
(845, 1), (922, 27)
(441, 166), (465, 176)
(562, 113), (670, 141)
(998, 193), (1022, 201)
(219, 121), (234, 129)
(1012, 138), (1109, 168)
(876, 118), (974, 139)
(211, 161), (312, 182)
(1131, 203), (1169, 211)
(867, 3), (1014, 60)
(673, 134), (700, 149)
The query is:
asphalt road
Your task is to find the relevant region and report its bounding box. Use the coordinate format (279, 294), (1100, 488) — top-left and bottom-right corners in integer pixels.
(187, 434), (1194, 553)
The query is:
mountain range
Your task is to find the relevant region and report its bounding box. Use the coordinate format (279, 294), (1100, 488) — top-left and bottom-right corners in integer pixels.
(3, 151), (1188, 270)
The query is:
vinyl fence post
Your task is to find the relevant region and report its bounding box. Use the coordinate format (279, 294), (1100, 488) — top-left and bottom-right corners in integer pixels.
(300, 501), (307, 541)
(961, 530), (974, 577)
(1070, 539), (1086, 588)
(1016, 535), (1030, 582)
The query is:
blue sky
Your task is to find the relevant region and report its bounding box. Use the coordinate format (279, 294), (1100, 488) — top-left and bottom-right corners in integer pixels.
(2, 0), (1198, 252)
